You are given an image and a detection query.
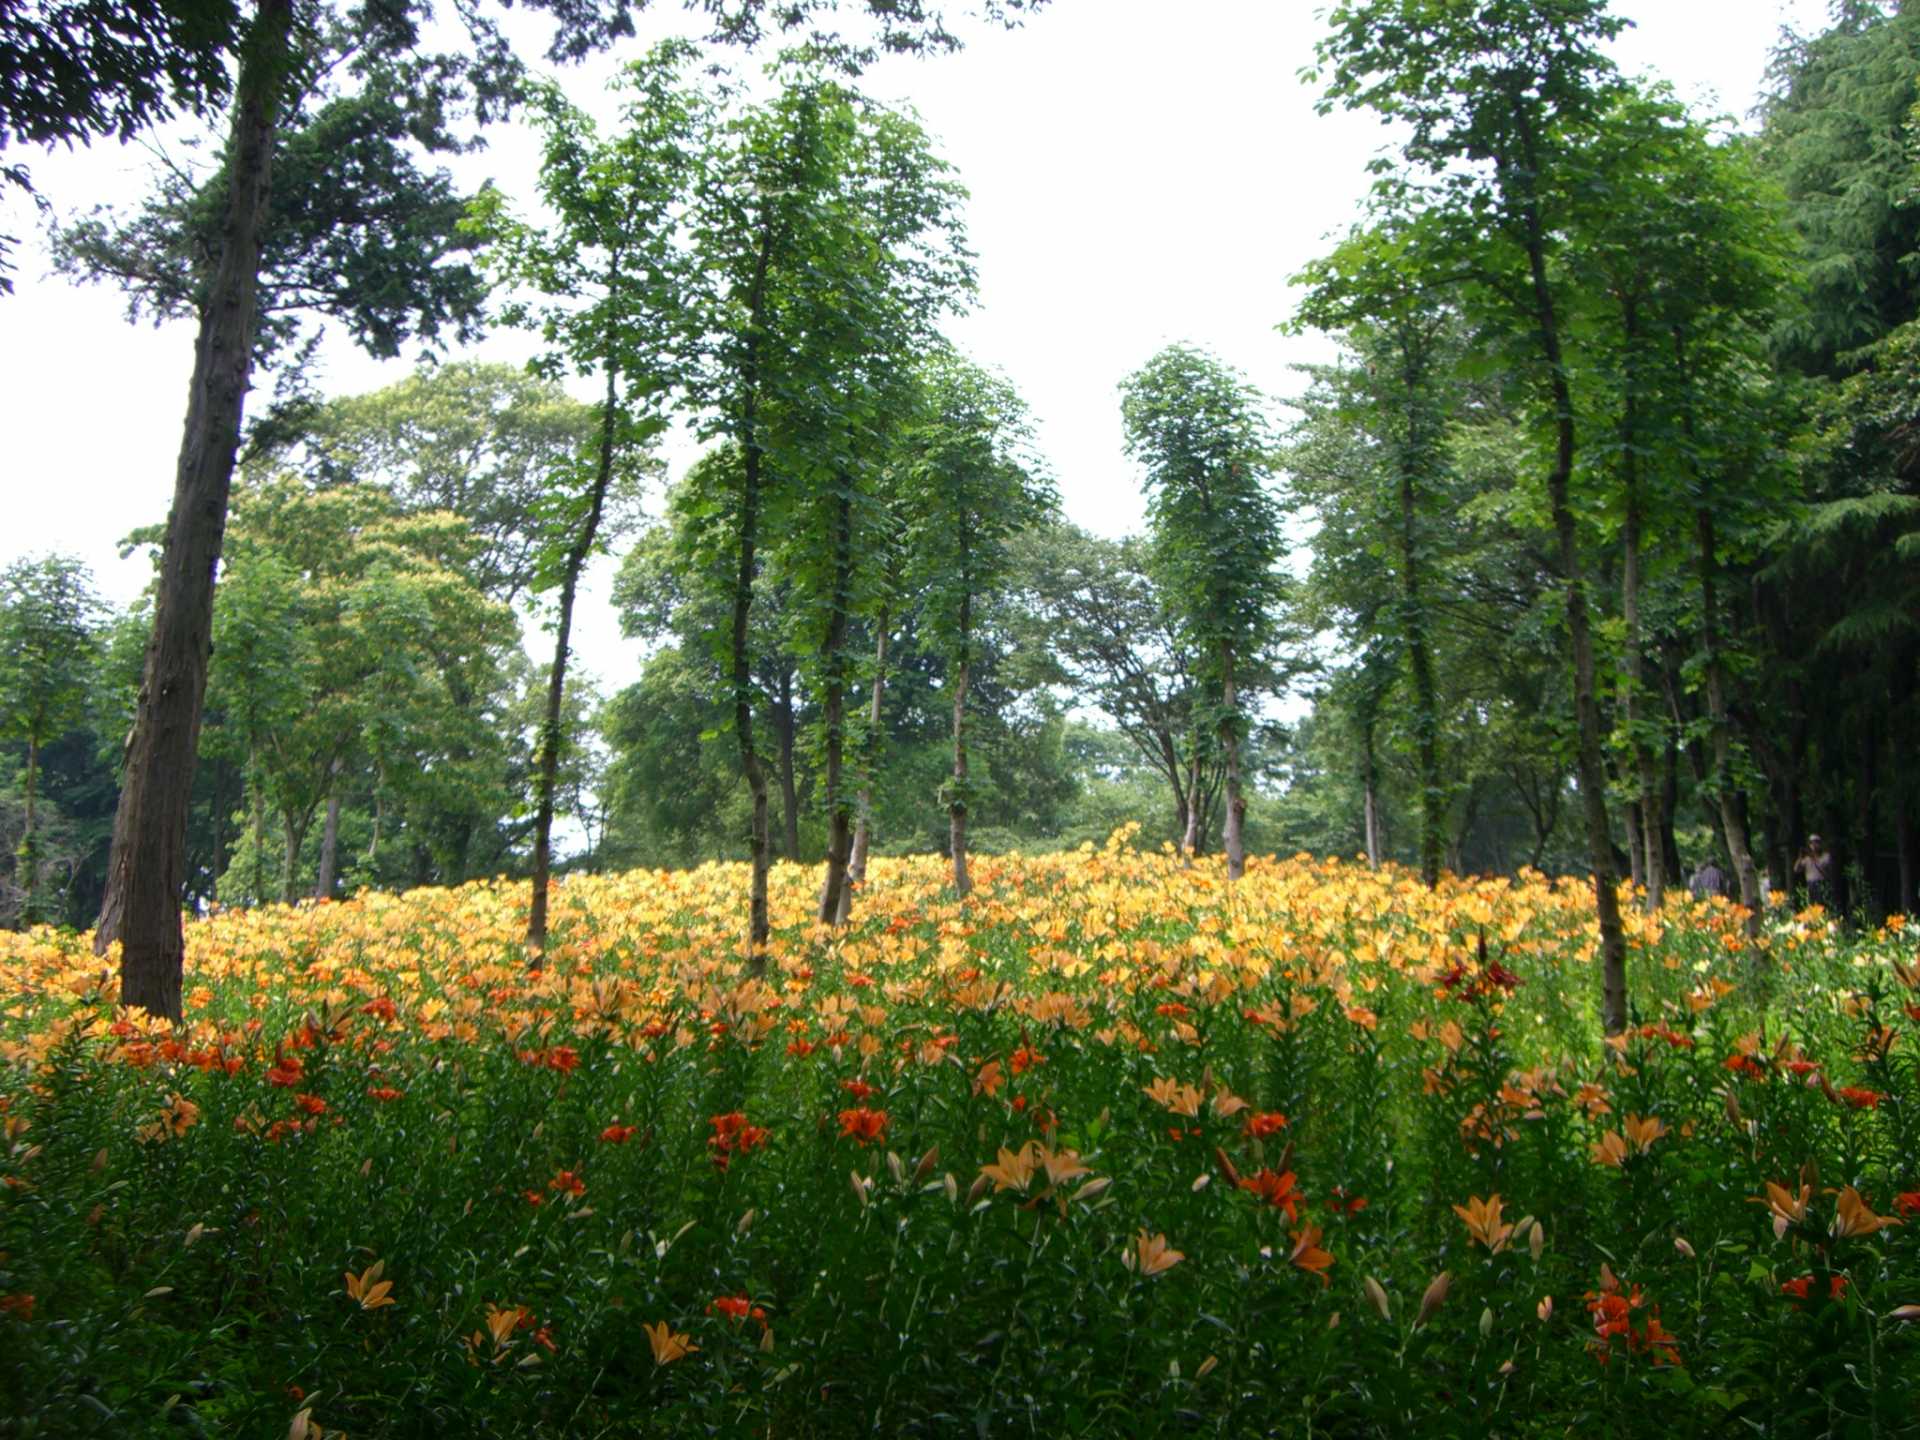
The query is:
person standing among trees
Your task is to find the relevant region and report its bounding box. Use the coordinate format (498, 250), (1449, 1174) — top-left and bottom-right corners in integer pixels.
(1795, 833), (1835, 910)
(1689, 855), (1729, 901)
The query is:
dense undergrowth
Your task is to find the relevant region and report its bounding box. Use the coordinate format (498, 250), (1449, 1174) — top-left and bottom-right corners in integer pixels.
(1, 834), (1916, 1437)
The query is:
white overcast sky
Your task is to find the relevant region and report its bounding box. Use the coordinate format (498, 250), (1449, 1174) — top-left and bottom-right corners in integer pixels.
(0, 0), (1825, 692)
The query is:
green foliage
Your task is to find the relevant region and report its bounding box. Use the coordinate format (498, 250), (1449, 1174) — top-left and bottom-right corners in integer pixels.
(1121, 344), (1285, 690)
(0, 557), (101, 762)
(0, 556), (103, 926)
(3, 860), (1918, 1435)
(50, 15), (504, 371)
(1759, 1), (1920, 373)
(203, 479), (521, 903)
(251, 362), (604, 604)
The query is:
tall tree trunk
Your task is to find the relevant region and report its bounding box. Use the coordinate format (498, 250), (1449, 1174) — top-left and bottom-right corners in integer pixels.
(1361, 717), (1381, 870)
(93, 0), (294, 1019)
(248, 741), (268, 905)
(1853, 712), (1878, 921)
(1396, 336), (1442, 888)
(1508, 132), (1630, 1034)
(1897, 653), (1918, 913)
(1661, 737), (1682, 886)
(1620, 433), (1664, 913)
(1181, 743), (1202, 857)
(18, 737), (40, 926)
(1159, 729), (1190, 847)
(208, 757), (226, 905)
(1897, 805), (1917, 917)
(1696, 507), (1763, 936)
(817, 489), (855, 925)
(279, 807), (312, 903)
(368, 781), (384, 869)
(313, 763), (341, 900)
(949, 591), (973, 898)
(528, 357), (621, 957)
(1221, 643), (1246, 881)
(777, 667), (801, 862)
(734, 211), (777, 968)
(835, 607), (889, 926)
(1625, 800), (1646, 891)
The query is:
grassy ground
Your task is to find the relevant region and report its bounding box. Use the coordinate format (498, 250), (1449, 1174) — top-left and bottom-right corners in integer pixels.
(2, 835), (1916, 1437)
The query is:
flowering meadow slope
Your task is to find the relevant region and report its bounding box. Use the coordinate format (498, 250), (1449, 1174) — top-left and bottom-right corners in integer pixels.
(2, 840), (1917, 1436)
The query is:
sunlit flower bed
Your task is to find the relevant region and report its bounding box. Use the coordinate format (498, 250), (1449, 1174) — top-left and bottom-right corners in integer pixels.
(2, 835), (1916, 1436)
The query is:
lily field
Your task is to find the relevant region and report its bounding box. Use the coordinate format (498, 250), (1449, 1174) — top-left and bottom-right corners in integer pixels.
(1, 838), (1917, 1437)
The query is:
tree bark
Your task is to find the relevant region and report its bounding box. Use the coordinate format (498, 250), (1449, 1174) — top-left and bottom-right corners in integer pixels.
(1621, 454), (1664, 913)
(835, 606), (889, 926)
(1396, 329), (1442, 888)
(1696, 507), (1763, 936)
(1181, 741), (1202, 857)
(1507, 126), (1630, 1034)
(734, 206), (777, 969)
(1896, 652), (1918, 913)
(528, 355), (621, 956)
(949, 588), (973, 898)
(279, 806), (312, 903)
(93, 0), (293, 1019)
(248, 741), (268, 905)
(1361, 717), (1381, 869)
(18, 737), (40, 925)
(817, 488), (855, 925)
(1159, 728), (1189, 846)
(776, 666), (801, 862)
(1221, 643), (1246, 881)
(313, 773), (341, 900)
(1853, 713), (1878, 921)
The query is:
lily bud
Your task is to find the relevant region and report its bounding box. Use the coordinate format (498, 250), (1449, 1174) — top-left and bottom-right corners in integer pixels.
(1363, 1276), (1391, 1321)
(1673, 1235), (1694, 1259)
(1416, 1271), (1450, 1328)
(1479, 1305), (1494, 1338)
(1072, 1176), (1113, 1205)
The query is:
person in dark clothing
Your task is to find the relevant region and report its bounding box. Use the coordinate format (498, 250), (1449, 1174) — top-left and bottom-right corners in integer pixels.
(1689, 858), (1729, 900)
(1794, 834), (1835, 910)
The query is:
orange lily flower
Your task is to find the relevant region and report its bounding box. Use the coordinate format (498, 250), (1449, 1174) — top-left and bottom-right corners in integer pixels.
(643, 1319), (698, 1366)
(979, 1144), (1038, 1194)
(1289, 1224), (1334, 1285)
(344, 1260), (395, 1311)
(1122, 1228), (1184, 1276)
(1621, 1114), (1666, 1153)
(1453, 1194), (1514, 1254)
(1830, 1186), (1903, 1239)
(1038, 1144), (1091, 1190)
(1143, 1076), (1204, 1118)
(1753, 1180), (1812, 1240)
